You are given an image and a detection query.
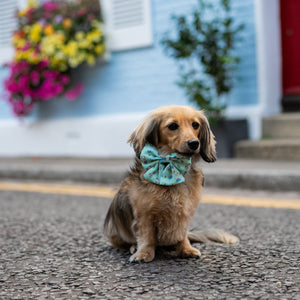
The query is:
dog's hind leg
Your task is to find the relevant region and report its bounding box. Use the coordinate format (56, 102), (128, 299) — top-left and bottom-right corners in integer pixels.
(108, 235), (132, 250)
(104, 186), (136, 249)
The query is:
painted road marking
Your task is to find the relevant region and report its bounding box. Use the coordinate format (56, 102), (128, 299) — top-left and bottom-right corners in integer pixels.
(0, 182), (299, 210)
(0, 182), (116, 198)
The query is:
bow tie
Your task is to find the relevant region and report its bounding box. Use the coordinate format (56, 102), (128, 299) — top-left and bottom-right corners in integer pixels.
(140, 144), (192, 186)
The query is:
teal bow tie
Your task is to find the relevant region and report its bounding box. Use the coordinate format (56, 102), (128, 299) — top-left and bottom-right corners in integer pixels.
(140, 144), (192, 186)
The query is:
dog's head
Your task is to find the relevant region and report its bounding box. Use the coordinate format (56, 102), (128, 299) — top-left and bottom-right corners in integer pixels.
(128, 105), (216, 162)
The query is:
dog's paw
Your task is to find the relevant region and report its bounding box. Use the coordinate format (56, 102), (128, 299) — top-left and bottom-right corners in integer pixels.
(179, 246), (201, 258)
(129, 248), (155, 263)
(130, 244), (137, 254)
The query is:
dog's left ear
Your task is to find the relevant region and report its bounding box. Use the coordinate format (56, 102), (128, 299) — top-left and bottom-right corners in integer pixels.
(127, 115), (160, 156)
(198, 113), (217, 163)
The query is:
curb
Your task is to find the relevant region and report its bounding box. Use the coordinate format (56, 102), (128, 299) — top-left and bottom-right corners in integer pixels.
(204, 170), (300, 192)
(0, 166), (127, 184)
(1, 165), (299, 192)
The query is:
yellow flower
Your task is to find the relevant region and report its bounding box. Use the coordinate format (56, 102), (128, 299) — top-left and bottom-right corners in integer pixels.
(63, 18), (72, 28)
(29, 23), (43, 43)
(54, 51), (66, 60)
(91, 20), (103, 31)
(63, 41), (78, 57)
(78, 39), (91, 49)
(43, 43), (55, 56)
(15, 39), (26, 49)
(87, 54), (95, 66)
(75, 31), (85, 41)
(57, 33), (65, 43)
(14, 51), (25, 61)
(23, 25), (31, 34)
(13, 34), (20, 44)
(28, 0), (39, 8)
(44, 24), (54, 35)
(95, 44), (104, 55)
(51, 57), (64, 68)
(28, 50), (41, 64)
(69, 57), (81, 68)
(14, 48), (42, 64)
(59, 64), (68, 72)
(18, 8), (29, 17)
(86, 33), (94, 42)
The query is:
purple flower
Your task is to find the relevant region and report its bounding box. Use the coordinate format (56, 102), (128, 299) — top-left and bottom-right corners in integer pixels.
(54, 15), (63, 24)
(38, 19), (47, 26)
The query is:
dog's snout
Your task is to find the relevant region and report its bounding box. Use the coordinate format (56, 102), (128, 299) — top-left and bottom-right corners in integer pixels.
(187, 140), (199, 151)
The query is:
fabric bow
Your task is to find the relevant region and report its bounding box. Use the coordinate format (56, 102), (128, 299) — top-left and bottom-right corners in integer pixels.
(140, 144), (192, 186)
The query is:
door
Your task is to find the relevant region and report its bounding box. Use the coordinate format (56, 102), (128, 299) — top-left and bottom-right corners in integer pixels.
(280, 0), (300, 111)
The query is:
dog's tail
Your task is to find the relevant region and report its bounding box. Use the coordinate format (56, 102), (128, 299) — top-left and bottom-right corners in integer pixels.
(188, 229), (239, 244)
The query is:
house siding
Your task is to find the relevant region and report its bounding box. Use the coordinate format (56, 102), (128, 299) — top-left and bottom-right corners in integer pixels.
(0, 0), (257, 120)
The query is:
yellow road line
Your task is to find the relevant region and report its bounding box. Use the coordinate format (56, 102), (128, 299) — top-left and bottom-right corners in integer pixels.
(0, 182), (116, 198)
(0, 182), (299, 210)
(202, 195), (300, 210)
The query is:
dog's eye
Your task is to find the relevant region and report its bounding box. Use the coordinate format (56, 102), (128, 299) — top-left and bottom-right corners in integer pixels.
(192, 122), (200, 130)
(167, 123), (179, 131)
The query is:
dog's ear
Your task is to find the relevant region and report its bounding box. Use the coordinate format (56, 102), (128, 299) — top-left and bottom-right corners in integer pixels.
(127, 115), (160, 156)
(198, 113), (217, 163)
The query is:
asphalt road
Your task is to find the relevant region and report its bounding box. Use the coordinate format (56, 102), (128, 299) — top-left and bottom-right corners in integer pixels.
(0, 183), (299, 299)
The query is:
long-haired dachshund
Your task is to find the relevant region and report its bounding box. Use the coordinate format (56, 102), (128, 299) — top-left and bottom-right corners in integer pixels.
(104, 105), (239, 262)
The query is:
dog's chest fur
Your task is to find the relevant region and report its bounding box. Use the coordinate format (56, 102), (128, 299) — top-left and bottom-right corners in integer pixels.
(129, 164), (203, 246)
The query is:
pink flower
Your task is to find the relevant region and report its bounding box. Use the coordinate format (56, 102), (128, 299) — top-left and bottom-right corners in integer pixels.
(43, 1), (59, 11)
(30, 71), (40, 85)
(77, 7), (87, 16)
(43, 70), (58, 79)
(65, 83), (84, 101)
(4, 80), (19, 93)
(11, 99), (34, 117)
(19, 75), (30, 90)
(37, 60), (48, 70)
(61, 75), (70, 85)
(22, 42), (31, 51)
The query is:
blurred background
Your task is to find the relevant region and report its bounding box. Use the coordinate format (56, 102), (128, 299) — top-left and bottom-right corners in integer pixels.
(0, 0), (299, 160)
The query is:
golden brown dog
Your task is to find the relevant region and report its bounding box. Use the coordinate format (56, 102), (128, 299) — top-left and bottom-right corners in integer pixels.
(104, 105), (238, 262)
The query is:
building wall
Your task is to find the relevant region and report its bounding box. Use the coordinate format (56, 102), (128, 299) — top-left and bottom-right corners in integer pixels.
(0, 0), (259, 157)
(0, 0), (257, 119)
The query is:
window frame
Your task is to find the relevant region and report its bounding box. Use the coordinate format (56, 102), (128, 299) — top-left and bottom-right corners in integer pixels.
(0, 0), (27, 65)
(101, 0), (153, 52)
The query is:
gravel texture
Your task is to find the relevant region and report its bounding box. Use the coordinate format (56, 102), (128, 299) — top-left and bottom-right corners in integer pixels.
(0, 190), (299, 299)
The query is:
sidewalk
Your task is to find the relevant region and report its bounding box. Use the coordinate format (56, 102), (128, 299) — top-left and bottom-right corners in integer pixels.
(0, 157), (299, 191)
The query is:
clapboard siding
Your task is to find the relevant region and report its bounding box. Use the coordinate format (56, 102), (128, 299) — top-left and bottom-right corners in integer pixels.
(0, 0), (257, 120)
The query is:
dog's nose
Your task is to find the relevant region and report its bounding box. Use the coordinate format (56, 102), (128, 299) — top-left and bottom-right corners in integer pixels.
(187, 140), (199, 151)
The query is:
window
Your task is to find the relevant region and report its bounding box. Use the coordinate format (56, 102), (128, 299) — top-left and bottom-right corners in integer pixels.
(0, 0), (26, 65)
(101, 0), (153, 51)
(0, 0), (153, 65)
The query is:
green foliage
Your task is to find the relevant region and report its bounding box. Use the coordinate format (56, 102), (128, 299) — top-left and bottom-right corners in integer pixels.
(161, 0), (244, 124)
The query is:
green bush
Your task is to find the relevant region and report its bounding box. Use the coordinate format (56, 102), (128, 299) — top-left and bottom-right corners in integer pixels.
(161, 0), (244, 124)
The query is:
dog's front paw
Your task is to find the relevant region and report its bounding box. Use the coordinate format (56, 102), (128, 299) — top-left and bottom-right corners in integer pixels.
(129, 248), (155, 263)
(130, 244), (137, 254)
(179, 246), (201, 258)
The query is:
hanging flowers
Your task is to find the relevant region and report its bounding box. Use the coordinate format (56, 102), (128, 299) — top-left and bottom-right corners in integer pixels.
(4, 0), (106, 117)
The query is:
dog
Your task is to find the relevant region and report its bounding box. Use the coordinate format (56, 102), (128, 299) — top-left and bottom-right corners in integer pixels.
(104, 105), (239, 262)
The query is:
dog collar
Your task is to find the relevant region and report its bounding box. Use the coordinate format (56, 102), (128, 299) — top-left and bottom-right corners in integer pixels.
(140, 144), (192, 186)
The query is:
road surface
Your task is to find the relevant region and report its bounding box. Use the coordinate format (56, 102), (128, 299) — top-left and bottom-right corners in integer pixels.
(0, 181), (299, 299)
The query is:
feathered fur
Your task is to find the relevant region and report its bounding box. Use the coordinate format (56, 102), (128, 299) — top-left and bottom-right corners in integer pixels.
(104, 105), (238, 262)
